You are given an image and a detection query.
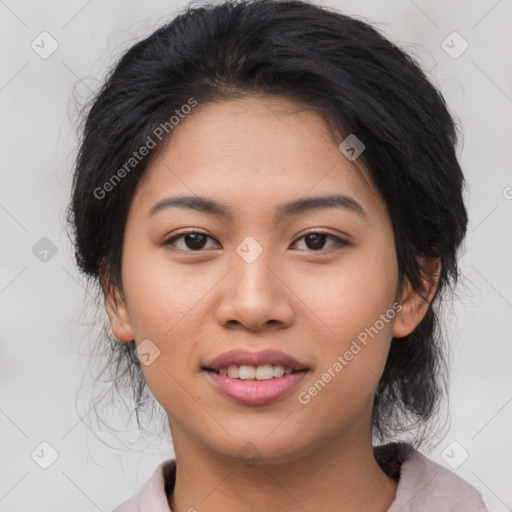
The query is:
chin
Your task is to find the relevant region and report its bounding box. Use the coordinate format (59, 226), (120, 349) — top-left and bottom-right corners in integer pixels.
(203, 430), (316, 467)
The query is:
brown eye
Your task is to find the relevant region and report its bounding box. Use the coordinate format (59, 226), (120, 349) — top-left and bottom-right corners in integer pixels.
(292, 231), (349, 252)
(164, 232), (218, 252)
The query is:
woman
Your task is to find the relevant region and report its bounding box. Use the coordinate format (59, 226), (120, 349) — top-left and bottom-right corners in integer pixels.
(68, 0), (488, 510)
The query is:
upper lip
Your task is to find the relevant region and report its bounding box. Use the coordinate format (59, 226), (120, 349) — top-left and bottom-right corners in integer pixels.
(202, 349), (310, 371)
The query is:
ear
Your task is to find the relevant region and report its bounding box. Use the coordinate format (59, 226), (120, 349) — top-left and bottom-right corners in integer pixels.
(392, 257), (441, 339)
(104, 284), (135, 342)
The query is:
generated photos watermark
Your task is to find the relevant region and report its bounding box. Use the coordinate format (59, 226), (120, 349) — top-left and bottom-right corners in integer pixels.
(297, 301), (403, 405)
(93, 97), (198, 200)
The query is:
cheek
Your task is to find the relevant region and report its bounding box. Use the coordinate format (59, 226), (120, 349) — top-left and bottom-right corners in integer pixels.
(120, 247), (214, 396)
(121, 245), (207, 337)
(294, 248), (398, 342)
(294, 295), (396, 434)
(292, 246), (398, 396)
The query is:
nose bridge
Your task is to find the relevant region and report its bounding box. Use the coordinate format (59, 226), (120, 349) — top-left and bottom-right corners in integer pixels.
(215, 236), (294, 330)
(232, 235), (275, 298)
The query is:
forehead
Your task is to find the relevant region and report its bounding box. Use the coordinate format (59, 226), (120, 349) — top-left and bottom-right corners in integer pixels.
(130, 95), (386, 223)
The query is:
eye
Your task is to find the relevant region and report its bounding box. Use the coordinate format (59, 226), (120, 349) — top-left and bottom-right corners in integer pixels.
(291, 231), (349, 252)
(164, 231), (219, 252)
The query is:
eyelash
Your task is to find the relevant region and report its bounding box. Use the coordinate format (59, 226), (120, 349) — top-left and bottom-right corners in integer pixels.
(163, 230), (349, 253)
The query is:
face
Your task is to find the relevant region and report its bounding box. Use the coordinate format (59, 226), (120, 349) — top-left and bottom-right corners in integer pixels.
(106, 94), (432, 464)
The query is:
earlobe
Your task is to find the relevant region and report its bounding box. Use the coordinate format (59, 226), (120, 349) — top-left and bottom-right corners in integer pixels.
(105, 286), (135, 342)
(392, 257), (441, 339)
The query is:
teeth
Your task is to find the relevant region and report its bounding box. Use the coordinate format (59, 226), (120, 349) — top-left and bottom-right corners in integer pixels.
(273, 365), (285, 378)
(227, 365), (239, 379)
(238, 365), (255, 379)
(216, 364), (297, 380)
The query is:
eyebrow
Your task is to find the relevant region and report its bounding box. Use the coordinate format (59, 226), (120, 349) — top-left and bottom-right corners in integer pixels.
(147, 193), (367, 220)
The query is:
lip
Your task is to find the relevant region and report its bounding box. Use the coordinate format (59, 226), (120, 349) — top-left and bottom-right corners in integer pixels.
(202, 349), (311, 405)
(205, 369), (310, 405)
(202, 349), (309, 371)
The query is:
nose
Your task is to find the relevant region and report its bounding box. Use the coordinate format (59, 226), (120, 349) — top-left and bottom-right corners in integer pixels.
(215, 248), (295, 332)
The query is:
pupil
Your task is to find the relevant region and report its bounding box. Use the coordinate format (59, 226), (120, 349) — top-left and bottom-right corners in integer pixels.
(306, 233), (325, 250)
(186, 233), (207, 250)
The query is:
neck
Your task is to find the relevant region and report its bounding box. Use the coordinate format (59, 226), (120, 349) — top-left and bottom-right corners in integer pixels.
(167, 421), (398, 512)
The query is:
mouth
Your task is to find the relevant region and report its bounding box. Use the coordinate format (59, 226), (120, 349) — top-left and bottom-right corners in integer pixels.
(201, 349), (311, 405)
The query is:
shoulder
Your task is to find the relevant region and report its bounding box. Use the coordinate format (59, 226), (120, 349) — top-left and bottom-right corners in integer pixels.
(111, 459), (176, 512)
(383, 443), (488, 512)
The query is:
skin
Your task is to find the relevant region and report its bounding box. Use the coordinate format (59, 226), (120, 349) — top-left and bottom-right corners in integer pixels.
(105, 94), (440, 512)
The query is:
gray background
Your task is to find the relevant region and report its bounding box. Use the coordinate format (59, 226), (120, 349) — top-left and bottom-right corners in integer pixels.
(1, 0), (511, 510)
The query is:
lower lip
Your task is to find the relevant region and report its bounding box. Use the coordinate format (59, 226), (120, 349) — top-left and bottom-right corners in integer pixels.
(205, 370), (309, 405)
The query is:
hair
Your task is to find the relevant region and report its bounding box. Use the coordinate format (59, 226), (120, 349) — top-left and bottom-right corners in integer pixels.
(67, 0), (467, 452)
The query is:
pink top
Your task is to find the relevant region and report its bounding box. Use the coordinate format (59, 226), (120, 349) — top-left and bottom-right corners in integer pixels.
(112, 443), (488, 511)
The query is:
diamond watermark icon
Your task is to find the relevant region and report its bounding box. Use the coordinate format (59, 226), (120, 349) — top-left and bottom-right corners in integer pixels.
(441, 441), (469, 469)
(338, 134), (365, 161)
(441, 32), (468, 59)
(236, 236), (263, 264)
(32, 237), (58, 263)
(31, 32), (59, 59)
(31, 441), (59, 469)
(237, 442), (263, 468)
(136, 338), (161, 366)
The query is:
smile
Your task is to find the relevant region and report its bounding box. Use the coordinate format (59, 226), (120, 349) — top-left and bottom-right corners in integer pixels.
(203, 367), (309, 405)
